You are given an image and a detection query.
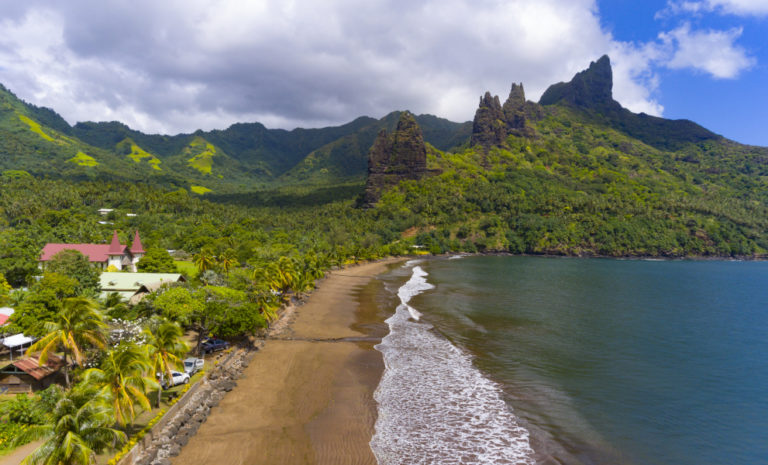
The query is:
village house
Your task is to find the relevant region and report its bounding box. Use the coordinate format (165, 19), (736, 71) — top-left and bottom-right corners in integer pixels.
(39, 230), (145, 272)
(99, 272), (186, 304)
(0, 354), (64, 393)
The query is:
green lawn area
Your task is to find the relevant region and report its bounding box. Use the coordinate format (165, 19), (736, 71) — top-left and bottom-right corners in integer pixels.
(174, 260), (197, 279)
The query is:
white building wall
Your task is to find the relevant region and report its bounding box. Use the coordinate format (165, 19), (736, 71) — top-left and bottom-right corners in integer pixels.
(108, 255), (123, 271)
(131, 254), (143, 272)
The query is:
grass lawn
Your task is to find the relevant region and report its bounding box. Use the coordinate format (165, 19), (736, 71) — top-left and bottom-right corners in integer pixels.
(174, 260), (198, 279)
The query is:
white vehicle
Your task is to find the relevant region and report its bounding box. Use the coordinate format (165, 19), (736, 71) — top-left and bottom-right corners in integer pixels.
(159, 370), (190, 389)
(183, 357), (204, 375)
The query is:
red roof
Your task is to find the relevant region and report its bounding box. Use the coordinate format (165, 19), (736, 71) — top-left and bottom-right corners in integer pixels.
(40, 243), (114, 262)
(40, 231), (141, 263)
(130, 230), (145, 254)
(108, 231), (124, 255)
(0, 314), (9, 326)
(13, 354), (64, 381)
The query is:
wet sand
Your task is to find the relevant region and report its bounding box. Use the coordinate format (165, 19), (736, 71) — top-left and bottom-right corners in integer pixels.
(172, 259), (402, 465)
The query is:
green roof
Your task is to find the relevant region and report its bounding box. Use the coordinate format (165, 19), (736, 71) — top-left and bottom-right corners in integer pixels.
(99, 272), (185, 292)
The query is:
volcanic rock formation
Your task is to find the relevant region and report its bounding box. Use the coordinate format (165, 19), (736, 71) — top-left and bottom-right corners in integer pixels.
(539, 55), (619, 110)
(363, 111), (428, 206)
(470, 82), (541, 149)
(470, 92), (507, 149)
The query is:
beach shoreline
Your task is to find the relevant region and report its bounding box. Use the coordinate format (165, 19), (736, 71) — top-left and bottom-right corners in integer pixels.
(172, 258), (403, 465)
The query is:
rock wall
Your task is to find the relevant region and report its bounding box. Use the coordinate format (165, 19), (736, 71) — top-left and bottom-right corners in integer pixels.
(116, 346), (260, 465)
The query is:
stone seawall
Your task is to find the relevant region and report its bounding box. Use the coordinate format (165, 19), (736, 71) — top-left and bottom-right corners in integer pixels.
(116, 343), (263, 465)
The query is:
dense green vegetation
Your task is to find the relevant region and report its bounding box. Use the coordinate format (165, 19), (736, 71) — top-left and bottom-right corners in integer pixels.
(2, 56), (768, 462)
(1, 83), (469, 193)
(370, 106), (768, 257)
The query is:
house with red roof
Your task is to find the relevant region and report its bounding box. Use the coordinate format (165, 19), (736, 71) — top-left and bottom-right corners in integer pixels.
(0, 353), (65, 393)
(39, 230), (145, 272)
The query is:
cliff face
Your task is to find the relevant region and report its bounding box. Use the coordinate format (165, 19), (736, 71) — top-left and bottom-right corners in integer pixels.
(538, 55), (719, 150)
(363, 111), (427, 206)
(539, 55), (619, 110)
(470, 92), (507, 149)
(471, 83), (538, 149)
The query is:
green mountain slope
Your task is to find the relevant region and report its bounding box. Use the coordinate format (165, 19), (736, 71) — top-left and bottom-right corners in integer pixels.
(1, 83), (471, 189)
(280, 112), (470, 184)
(364, 57), (768, 257)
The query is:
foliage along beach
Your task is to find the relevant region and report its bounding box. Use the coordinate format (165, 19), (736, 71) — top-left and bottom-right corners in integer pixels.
(0, 54), (767, 464)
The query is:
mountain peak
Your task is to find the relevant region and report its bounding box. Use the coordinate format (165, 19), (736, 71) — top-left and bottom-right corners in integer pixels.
(539, 54), (617, 109)
(470, 92), (506, 149)
(363, 111), (428, 206)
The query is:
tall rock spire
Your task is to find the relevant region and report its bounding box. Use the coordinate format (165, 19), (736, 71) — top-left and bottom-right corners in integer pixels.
(539, 55), (618, 109)
(502, 83), (531, 136)
(470, 92), (506, 149)
(363, 111), (428, 207)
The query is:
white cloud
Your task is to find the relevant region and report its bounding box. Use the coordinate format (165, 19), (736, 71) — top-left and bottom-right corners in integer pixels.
(658, 0), (768, 17)
(609, 42), (665, 115)
(659, 23), (754, 78)
(710, 0), (768, 15)
(0, 0), (754, 134)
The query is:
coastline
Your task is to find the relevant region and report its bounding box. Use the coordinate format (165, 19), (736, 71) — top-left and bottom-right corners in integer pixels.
(172, 258), (403, 465)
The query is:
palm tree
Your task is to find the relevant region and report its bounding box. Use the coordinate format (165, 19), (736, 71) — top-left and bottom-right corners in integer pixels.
(145, 320), (189, 407)
(255, 257), (297, 304)
(217, 248), (239, 276)
(26, 297), (107, 387)
(12, 386), (125, 465)
(251, 289), (280, 323)
(193, 248), (216, 273)
(291, 271), (315, 300)
(82, 343), (158, 427)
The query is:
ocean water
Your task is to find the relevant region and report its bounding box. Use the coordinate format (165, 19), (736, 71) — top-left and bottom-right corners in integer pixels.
(370, 256), (768, 465)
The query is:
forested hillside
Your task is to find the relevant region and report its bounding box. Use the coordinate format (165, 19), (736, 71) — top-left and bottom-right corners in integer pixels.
(0, 83), (469, 192)
(1, 54), (768, 279)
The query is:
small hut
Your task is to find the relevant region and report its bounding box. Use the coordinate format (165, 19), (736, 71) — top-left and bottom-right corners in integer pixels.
(0, 354), (65, 393)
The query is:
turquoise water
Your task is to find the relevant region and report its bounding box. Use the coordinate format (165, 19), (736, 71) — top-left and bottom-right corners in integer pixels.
(376, 256), (768, 465)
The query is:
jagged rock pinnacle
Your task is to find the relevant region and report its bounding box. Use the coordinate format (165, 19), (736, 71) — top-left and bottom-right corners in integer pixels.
(539, 55), (618, 109)
(363, 111), (427, 207)
(470, 92), (506, 149)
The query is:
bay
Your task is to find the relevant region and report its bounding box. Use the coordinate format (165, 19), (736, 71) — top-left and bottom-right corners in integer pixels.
(378, 256), (768, 465)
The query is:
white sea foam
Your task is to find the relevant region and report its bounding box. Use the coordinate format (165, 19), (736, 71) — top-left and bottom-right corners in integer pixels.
(371, 265), (535, 465)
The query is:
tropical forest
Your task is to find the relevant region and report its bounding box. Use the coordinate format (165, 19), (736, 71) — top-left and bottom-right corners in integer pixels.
(1, 55), (767, 463)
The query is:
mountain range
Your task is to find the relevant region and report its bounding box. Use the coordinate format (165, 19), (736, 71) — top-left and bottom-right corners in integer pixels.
(1, 54), (766, 197)
(2, 55), (768, 257)
(0, 83), (470, 193)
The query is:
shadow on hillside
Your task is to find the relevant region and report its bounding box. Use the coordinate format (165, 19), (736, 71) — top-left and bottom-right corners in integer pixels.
(206, 183), (365, 208)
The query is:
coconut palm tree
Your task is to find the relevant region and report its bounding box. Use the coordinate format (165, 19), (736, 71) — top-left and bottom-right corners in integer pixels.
(246, 285), (280, 324)
(217, 248), (239, 276)
(82, 343), (158, 427)
(26, 297), (107, 387)
(255, 257), (298, 304)
(193, 248), (216, 273)
(144, 319), (189, 407)
(12, 386), (125, 465)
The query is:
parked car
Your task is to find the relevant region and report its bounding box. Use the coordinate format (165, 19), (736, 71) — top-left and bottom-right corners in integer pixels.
(184, 357), (204, 375)
(158, 370), (190, 389)
(201, 338), (230, 354)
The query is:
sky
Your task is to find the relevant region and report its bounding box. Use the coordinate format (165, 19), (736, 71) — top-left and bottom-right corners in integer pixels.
(0, 0), (765, 145)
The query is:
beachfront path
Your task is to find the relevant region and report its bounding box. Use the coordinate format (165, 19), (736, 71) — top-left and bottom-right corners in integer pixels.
(172, 259), (401, 465)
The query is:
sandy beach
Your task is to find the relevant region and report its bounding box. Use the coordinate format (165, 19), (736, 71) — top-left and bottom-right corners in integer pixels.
(172, 258), (402, 465)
